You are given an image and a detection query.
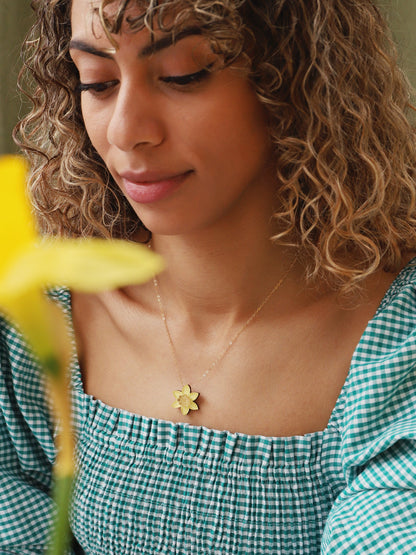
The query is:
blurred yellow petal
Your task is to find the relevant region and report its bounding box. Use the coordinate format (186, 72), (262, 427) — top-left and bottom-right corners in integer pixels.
(0, 155), (167, 555)
(0, 155), (37, 268)
(0, 238), (164, 299)
(0, 288), (70, 369)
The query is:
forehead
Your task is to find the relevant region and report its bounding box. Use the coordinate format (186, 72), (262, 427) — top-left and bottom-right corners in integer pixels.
(70, 0), (186, 39)
(70, 0), (147, 15)
(70, 0), (100, 41)
(70, 0), (134, 29)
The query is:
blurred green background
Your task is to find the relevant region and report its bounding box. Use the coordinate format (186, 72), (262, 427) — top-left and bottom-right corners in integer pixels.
(0, 0), (32, 154)
(0, 0), (415, 154)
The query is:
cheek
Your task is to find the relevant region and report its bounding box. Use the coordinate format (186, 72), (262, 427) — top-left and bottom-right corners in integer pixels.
(189, 87), (271, 170)
(229, 88), (270, 149)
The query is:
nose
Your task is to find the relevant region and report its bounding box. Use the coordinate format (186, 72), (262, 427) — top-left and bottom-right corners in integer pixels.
(106, 80), (165, 152)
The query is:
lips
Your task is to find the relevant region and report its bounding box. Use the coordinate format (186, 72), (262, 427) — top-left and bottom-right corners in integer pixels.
(119, 169), (193, 204)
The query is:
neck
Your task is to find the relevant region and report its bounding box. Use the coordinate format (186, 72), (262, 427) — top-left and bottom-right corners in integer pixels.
(143, 165), (303, 328)
(151, 222), (297, 324)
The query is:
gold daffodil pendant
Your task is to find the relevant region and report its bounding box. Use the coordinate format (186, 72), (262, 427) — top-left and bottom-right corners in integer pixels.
(173, 384), (200, 415)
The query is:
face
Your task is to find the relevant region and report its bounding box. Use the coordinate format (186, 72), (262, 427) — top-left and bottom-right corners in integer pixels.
(70, 0), (277, 237)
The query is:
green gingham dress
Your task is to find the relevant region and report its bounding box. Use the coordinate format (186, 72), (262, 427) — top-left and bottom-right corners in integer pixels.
(1, 260), (416, 554)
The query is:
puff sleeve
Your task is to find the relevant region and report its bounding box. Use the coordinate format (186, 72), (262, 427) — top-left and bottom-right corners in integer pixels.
(0, 315), (56, 554)
(321, 269), (416, 553)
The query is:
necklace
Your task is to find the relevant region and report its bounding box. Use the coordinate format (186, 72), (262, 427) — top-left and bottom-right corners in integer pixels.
(151, 248), (295, 415)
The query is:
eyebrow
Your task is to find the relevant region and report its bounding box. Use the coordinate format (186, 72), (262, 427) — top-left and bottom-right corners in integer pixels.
(69, 26), (203, 60)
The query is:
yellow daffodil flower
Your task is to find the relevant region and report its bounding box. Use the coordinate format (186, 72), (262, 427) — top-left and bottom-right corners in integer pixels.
(0, 155), (164, 554)
(173, 384), (200, 415)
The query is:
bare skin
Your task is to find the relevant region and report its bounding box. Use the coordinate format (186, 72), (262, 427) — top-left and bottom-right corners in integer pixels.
(70, 0), (406, 436)
(71, 259), (400, 437)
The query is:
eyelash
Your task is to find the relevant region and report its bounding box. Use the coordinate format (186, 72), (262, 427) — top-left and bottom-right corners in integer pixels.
(77, 66), (212, 95)
(77, 80), (118, 94)
(160, 67), (212, 86)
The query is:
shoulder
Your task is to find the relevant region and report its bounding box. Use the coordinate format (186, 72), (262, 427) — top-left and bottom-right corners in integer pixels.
(341, 258), (416, 480)
(374, 257), (416, 331)
(0, 312), (57, 554)
(0, 307), (57, 469)
(353, 258), (416, 366)
(321, 261), (416, 553)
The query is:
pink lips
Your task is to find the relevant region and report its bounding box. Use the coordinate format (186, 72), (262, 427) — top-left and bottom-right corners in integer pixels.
(120, 170), (192, 204)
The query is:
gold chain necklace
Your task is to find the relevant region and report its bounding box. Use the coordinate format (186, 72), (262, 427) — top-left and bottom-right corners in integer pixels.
(151, 247), (295, 415)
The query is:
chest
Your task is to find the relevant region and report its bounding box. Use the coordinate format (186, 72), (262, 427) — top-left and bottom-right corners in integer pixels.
(71, 291), (364, 436)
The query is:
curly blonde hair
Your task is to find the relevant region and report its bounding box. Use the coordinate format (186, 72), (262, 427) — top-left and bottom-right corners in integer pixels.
(15, 0), (416, 293)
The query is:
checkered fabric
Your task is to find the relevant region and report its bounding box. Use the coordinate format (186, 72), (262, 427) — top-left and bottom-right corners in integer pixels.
(0, 305), (56, 553)
(1, 260), (416, 554)
(321, 261), (416, 554)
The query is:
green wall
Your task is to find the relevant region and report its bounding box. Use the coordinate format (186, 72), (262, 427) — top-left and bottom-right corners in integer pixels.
(0, 0), (32, 154)
(0, 1), (415, 154)
(383, 0), (416, 91)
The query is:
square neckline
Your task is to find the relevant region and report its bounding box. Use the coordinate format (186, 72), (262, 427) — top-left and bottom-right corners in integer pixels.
(51, 256), (416, 441)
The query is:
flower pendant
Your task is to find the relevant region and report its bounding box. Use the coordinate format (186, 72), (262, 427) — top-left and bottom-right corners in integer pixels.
(173, 384), (200, 415)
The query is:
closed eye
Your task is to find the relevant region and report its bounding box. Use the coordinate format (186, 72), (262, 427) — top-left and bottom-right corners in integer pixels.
(77, 80), (119, 94)
(76, 63), (215, 95)
(160, 64), (214, 87)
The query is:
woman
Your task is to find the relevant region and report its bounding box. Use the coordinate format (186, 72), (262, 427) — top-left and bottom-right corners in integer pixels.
(2, 0), (416, 552)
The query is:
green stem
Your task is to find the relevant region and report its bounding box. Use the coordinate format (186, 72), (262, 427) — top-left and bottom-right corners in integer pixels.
(46, 475), (73, 555)
(42, 354), (75, 555)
